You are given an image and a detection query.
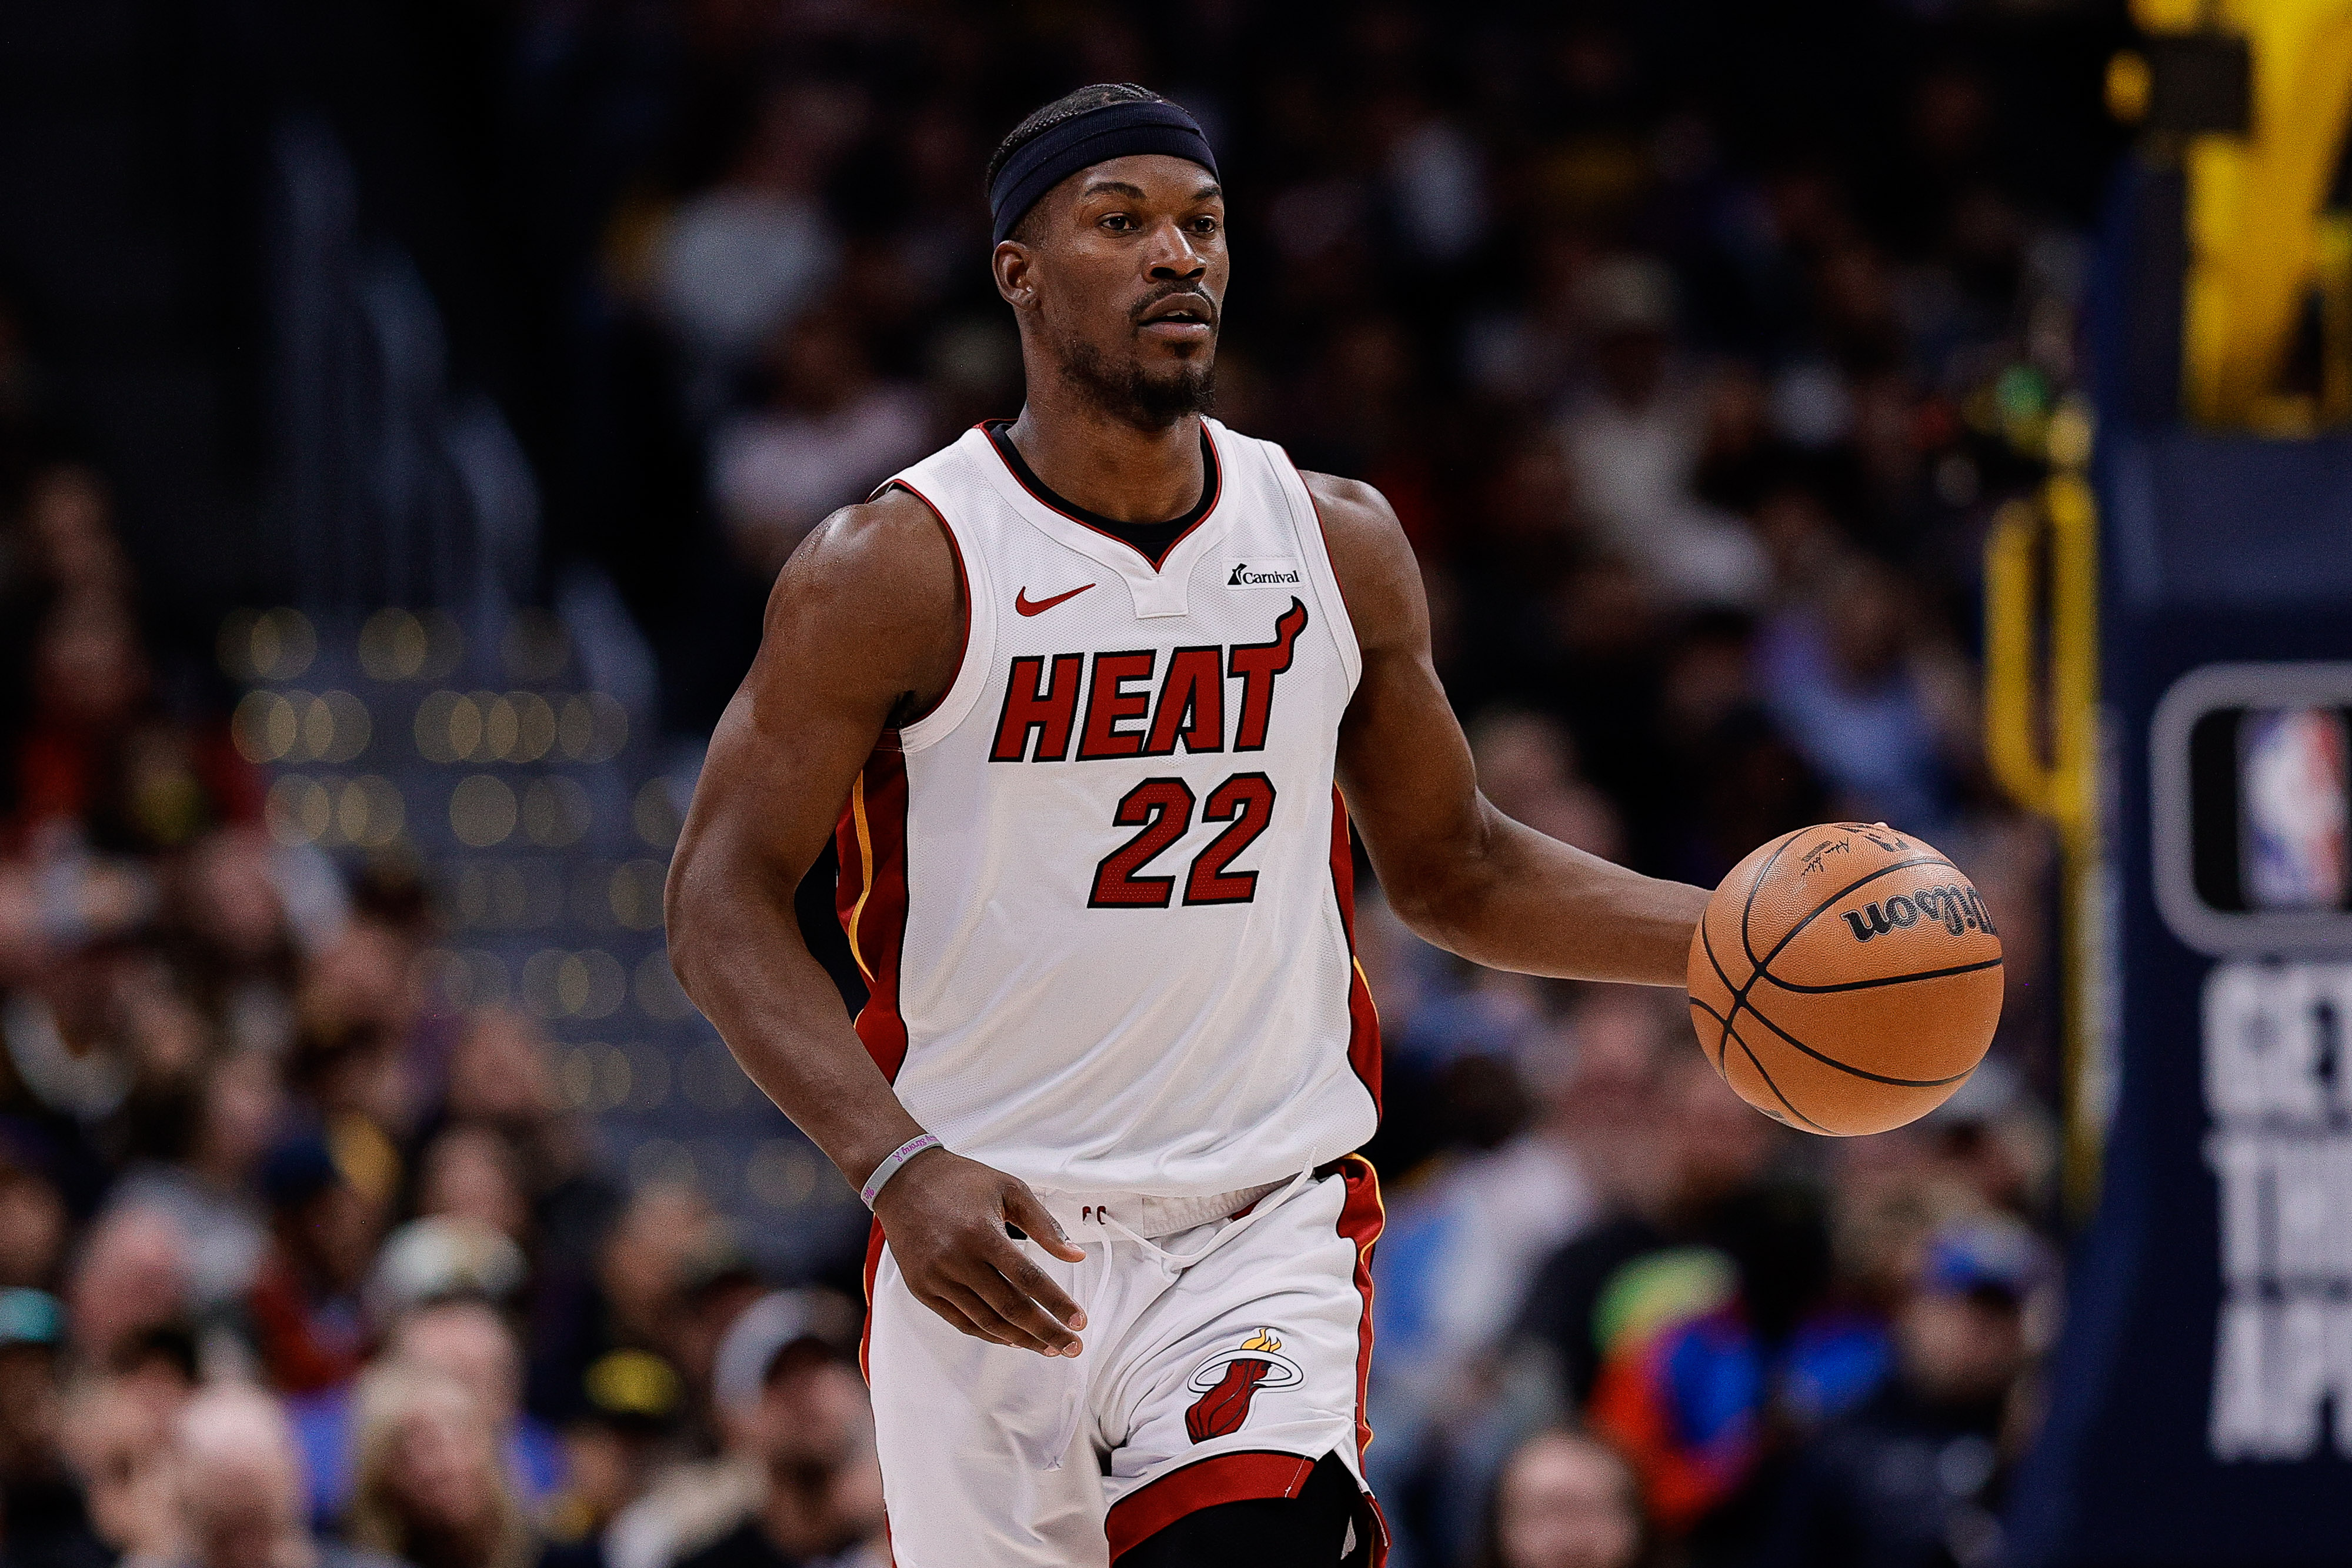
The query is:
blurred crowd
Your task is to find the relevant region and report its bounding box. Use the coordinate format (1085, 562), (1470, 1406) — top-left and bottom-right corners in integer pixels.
(0, 2), (2123, 1567)
(0, 379), (890, 1567)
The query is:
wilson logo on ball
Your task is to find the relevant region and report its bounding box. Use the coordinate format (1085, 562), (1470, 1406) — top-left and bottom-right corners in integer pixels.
(1841, 885), (1998, 943)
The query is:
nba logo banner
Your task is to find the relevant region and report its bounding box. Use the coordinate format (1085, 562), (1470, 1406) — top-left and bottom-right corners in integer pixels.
(2240, 708), (2348, 911)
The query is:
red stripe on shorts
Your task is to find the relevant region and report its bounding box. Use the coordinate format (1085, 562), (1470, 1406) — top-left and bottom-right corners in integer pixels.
(1103, 1450), (1316, 1562)
(1337, 1153), (1392, 1564)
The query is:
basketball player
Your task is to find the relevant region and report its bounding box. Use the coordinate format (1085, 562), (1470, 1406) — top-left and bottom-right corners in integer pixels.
(666, 85), (1710, 1567)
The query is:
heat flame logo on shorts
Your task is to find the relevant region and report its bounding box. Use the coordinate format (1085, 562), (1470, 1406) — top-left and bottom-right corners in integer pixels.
(1183, 1327), (1303, 1443)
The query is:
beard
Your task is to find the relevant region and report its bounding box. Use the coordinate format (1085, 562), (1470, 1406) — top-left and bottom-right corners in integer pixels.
(1056, 335), (1216, 432)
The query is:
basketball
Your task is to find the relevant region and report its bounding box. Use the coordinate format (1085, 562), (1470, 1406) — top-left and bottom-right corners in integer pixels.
(1686, 822), (2004, 1136)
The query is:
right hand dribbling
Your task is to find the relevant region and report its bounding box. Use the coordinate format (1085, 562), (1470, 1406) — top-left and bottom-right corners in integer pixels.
(871, 1146), (1089, 1357)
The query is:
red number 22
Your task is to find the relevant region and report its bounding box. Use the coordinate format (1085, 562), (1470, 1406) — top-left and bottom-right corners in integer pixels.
(1088, 773), (1276, 909)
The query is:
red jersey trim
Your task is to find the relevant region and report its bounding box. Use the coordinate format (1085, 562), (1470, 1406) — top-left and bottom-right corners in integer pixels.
(858, 1220), (886, 1384)
(1335, 1153), (1392, 1564)
(835, 746), (911, 1082)
(984, 419), (1225, 574)
(1328, 788), (1383, 1110)
(1104, 1450), (1316, 1560)
(1335, 1155), (1386, 1462)
(877, 478), (970, 729)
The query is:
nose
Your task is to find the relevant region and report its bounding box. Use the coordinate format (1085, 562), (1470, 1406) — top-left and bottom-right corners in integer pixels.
(1143, 217), (1209, 282)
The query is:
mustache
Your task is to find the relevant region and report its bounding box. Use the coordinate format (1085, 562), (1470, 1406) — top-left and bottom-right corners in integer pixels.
(1131, 282), (1219, 326)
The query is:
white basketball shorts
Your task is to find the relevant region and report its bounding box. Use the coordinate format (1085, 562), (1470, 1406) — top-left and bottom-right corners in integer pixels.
(860, 1156), (1388, 1567)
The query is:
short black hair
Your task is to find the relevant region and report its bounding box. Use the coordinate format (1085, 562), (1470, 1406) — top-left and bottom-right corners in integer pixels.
(983, 81), (1169, 202)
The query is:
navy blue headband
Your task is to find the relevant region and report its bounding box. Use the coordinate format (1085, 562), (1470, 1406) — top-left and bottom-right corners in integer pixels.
(989, 99), (1219, 245)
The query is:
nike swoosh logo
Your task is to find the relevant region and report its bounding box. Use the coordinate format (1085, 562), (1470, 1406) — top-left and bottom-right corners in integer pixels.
(1015, 583), (1095, 616)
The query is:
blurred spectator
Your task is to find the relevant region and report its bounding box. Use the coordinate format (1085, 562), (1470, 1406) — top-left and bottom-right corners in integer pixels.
(1754, 1217), (2053, 1568)
(1468, 710), (1623, 863)
(708, 306), (932, 579)
(542, 1349), (684, 1553)
(671, 1292), (883, 1568)
(599, 1290), (869, 1568)
(596, 1269), (775, 1568)
(9, 595), (254, 856)
(393, 1299), (567, 1503)
(295, 1293), (563, 1526)
(1586, 1182), (1888, 1543)
(1512, 1052), (1777, 1409)
(166, 831), (301, 1061)
(366, 1219), (526, 1330)
(65, 1209), (194, 1375)
(1756, 553), (1976, 836)
(653, 83), (854, 416)
(1557, 260), (1770, 609)
(347, 1365), (536, 1568)
(60, 1374), (181, 1563)
(16, 469), (128, 606)
(246, 1135), (381, 1396)
(0, 1137), (68, 1291)
(108, 1049), (283, 1316)
(416, 1126), (532, 1247)
(1474, 1428), (1653, 1568)
(662, 1239), (766, 1456)
(0, 1288), (107, 1568)
(528, 1183), (710, 1431)
(438, 1010), (618, 1271)
(167, 1386), (390, 1568)
(291, 1217), (527, 1523)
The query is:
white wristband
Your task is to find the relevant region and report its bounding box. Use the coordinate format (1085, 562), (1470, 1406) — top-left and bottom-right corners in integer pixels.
(860, 1133), (942, 1208)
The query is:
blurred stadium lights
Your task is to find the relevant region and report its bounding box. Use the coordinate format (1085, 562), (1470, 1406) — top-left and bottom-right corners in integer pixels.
(226, 602), (861, 1273)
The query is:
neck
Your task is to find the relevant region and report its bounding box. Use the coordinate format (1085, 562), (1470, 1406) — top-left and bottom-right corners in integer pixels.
(1004, 374), (1205, 525)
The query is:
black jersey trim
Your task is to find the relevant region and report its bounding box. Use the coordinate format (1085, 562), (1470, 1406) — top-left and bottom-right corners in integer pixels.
(983, 419), (1222, 572)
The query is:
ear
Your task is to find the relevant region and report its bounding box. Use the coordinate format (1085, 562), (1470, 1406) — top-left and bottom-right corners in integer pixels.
(993, 241), (1039, 311)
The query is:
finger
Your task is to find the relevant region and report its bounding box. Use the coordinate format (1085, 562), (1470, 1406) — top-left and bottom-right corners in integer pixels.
(1002, 1183), (1087, 1267)
(938, 1279), (1058, 1355)
(990, 1239), (1088, 1334)
(962, 1256), (1082, 1356)
(916, 1285), (1006, 1347)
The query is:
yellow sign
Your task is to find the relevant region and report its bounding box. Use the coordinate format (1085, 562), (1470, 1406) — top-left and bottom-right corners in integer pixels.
(2150, 0), (2352, 431)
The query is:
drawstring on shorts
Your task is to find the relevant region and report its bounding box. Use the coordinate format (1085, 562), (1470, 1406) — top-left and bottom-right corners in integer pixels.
(1032, 1166), (1319, 1471)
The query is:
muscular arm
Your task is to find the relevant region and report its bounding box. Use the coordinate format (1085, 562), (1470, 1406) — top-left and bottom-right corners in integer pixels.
(1311, 473), (1709, 985)
(666, 489), (1086, 1355)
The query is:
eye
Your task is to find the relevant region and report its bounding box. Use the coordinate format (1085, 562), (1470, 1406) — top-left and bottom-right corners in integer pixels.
(1191, 216), (1221, 235)
(1100, 213), (1137, 232)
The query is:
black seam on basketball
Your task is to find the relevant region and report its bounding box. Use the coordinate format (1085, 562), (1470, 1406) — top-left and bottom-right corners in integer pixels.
(1736, 990), (1979, 1087)
(1731, 1029), (1832, 1133)
(1737, 828), (1807, 973)
(1697, 918), (1745, 1073)
(1760, 956), (2004, 995)
(1688, 995), (1733, 1075)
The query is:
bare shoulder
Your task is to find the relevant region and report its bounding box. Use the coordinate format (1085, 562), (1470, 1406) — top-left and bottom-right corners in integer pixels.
(751, 484), (965, 724)
(774, 485), (959, 629)
(1298, 470), (1426, 655)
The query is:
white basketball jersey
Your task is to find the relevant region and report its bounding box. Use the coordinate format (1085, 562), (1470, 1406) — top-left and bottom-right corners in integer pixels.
(833, 419), (1380, 1199)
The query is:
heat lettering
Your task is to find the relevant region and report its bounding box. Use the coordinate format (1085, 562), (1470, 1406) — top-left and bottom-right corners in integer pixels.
(1143, 647), (1226, 756)
(1229, 598), (1308, 752)
(989, 653), (1085, 762)
(1075, 650), (1157, 760)
(990, 599), (1310, 763)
